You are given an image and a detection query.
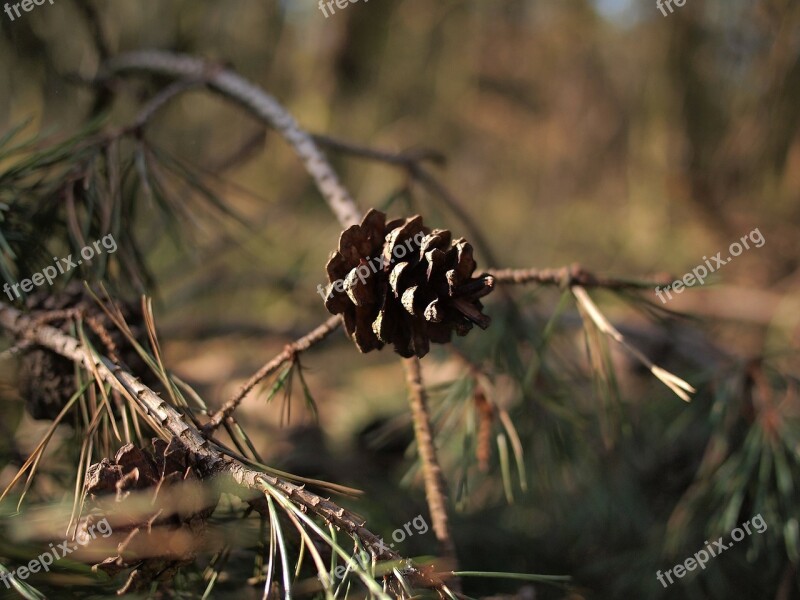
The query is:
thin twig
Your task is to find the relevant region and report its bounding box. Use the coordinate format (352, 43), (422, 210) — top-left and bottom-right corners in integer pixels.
(311, 134), (446, 167)
(311, 134), (498, 267)
(450, 349), (497, 473)
(488, 264), (668, 290)
(204, 315), (342, 433)
(403, 356), (461, 591)
(103, 50), (362, 229)
(130, 79), (207, 132)
(406, 164), (499, 267)
(205, 129), (268, 174)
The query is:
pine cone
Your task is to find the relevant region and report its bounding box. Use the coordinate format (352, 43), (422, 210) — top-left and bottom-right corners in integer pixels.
(18, 282), (152, 420)
(80, 438), (219, 594)
(323, 209), (494, 358)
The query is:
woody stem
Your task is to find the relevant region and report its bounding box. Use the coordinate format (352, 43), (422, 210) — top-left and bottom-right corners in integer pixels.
(403, 356), (461, 590)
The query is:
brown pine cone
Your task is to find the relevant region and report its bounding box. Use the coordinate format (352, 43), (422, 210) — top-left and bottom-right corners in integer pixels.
(323, 209), (494, 358)
(79, 438), (219, 594)
(18, 282), (152, 420)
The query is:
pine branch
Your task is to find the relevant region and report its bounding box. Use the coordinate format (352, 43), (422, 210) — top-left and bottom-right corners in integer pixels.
(129, 79), (207, 132)
(102, 50), (363, 229)
(0, 302), (447, 593)
(488, 264), (667, 290)
(204, 315), (342, 433)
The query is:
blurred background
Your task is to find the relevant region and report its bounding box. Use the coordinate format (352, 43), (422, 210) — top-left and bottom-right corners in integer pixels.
(0, 0), (799, 598)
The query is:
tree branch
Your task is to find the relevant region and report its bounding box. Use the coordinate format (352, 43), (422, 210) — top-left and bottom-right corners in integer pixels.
(403, 356), (460, 591)
(0, 302), (446, 592)
(204, 315), (342, 433)
(102, 50), (363, 229)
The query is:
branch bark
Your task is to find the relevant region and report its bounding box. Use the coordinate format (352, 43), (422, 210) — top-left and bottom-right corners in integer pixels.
(204, 315), (342, 433)
(488, 264), (667, 290)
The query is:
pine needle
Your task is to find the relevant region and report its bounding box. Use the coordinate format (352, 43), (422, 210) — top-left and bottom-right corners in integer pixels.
(266, 494), (292, 600)
(572, 285), (695, 402)
(0, 380), (91, 504)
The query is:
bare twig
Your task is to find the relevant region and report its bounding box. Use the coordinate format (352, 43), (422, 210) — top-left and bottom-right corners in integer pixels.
(0, 302), (446, 592)
(488, 264), (667, 290)
(406, 164), (498, 268)
(403, 356), (460, 591)
(204, 315), (342, 433)
(311, 134), (498, 267)
(103, 50), (362, 229)
(130, 79), (207, 132)
(311, 134), (446, 167)
(205, 129), (268, 174)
